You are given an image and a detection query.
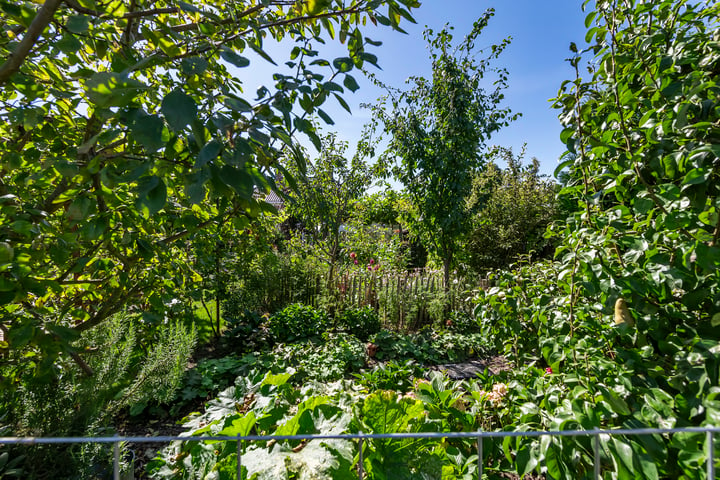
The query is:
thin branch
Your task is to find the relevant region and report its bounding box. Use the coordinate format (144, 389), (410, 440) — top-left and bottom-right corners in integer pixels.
(174, 3), (367, 59)
(64, 1), (179, 19)
(171, 4), (265, 33)
(0, 0), (63, 85)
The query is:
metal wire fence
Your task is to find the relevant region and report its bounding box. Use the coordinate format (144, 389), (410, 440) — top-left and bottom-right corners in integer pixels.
(2, 426), (719, 479)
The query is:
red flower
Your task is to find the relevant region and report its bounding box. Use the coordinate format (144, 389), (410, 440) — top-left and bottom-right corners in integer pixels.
(545, 367), (553, 374)
(350, 252), (357, 259)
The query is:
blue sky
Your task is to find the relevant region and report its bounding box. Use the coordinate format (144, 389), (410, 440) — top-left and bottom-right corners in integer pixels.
(245, 1), (591, 178)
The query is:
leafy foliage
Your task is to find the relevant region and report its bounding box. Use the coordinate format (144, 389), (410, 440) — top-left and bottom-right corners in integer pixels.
(0, 0), (419, 384)
(465, 0), (720, 477)
(283, 133), (374, 287)
(267, 303), (331, 343)
(367, 12), (518, 287)
(336, 305), (380, 340)
(465, 146), (562, 273)
(1, 313), (195, 477)
(354, 359), (421, 393)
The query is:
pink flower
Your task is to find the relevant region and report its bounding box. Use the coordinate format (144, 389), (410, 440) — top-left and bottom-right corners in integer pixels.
(374, 265), (380, 271)
(369, 258), (375, 265)
(353, 259), (358, 265)
(545, 367), (553, 374)
(367, 266), (372, 271)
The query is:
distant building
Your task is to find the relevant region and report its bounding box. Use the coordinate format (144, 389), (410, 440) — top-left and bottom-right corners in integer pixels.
(263, 190), (285, 210)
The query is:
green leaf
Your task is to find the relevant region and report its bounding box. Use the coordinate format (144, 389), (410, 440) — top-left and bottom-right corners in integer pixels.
(66, 15), (89, 34)
(317, 109), (334, 125)
(225, 96), (252, 112)
(85, 72), (147, 108)
(130, 114), (165, 152)
(196, 139), (223, 168)
(598, 386), (631, 416)
(181, 57), (209, 76)
(216, 412), (256, 438)
(333, 93), (351, 113)
(683, 168), (708, 185)
(220, 48), (251, 68)
(249, 42), (277, 65)
(516, 443), (539, 477)
(332, 57), (354, 73)
(219, 165), (254, 199)
(343, 74), (360, 92)
(161, 89), (197, 132)
(610, 438), (635, 475)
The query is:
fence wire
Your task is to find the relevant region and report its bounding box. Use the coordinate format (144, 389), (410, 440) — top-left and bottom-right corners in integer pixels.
(2, 426), (718, 479)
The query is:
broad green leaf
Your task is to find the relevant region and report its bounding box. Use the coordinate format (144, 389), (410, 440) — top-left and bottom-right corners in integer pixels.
(85, 72), (147, 108)
(161, 89), (197, 132)
(220, 49), (250, 68)
(216, 412), (256, 438)
(343, 74), (360, 92)
(130, 114), (165, 152)
(610, 438), (635, 475)
(145, 179), (167, 216)
(196, 140), (223, 168)
(181, 57), (209, 76)
(332, 57), (354, 73)
(683, 168), (708, 185)
(66, 15), (89, 34)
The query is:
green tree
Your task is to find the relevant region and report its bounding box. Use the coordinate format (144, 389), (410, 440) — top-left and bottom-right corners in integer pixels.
(285, 133), (373, 288)
(367, 11), (518, 289)
(464, 146), (561, 273)
(0, 0), (419, 384)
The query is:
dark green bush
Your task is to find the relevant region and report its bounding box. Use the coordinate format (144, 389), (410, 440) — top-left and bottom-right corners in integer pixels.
(337, 306), (381, 341)
(220, 308), (271, 353)
(267, 303), (330, 343)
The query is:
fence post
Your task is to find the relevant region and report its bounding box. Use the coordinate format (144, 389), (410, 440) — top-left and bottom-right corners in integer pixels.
(594, 428), (600, 480)
(477, 429), (483, 480)
(113, 436), (120, 480)
(358, 431), (364, 479)
(237, 435), (243, 480)
(708, 430), (715, 480)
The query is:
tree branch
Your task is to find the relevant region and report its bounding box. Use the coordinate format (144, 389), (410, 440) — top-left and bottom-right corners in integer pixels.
(0, 0), (63, 85)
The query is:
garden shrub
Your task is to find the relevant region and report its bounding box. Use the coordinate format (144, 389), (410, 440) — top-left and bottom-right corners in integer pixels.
(220, 308), (271, 353)
(222, 251), (322, 317)
(267, 303), (331, 343)
(1, 313), (196, 478)
(336, 305), (381, 341)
